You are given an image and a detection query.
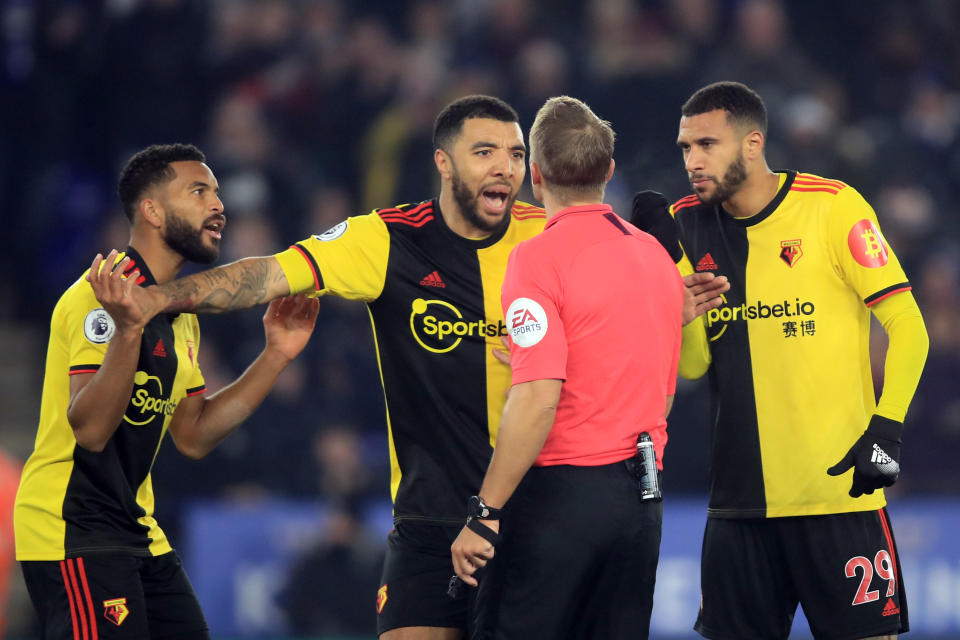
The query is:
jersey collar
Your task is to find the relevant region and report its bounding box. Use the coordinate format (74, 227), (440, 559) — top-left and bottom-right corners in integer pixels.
(122, 247), (179, 321)
(544, 203), (614, 230)
(722, 170), (796, 227)
(433, 198), (513, 249)
(122, 246), (157, 287)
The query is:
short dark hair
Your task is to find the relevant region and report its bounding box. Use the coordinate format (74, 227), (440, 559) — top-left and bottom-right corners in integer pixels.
(530, 96), (614, 194)
(117, 143), (206, 221)
(681, 81), (768, 135)
(432, 95), (519, 152)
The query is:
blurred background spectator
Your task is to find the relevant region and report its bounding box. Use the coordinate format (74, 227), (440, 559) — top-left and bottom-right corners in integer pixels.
(2, 0), (959, 637)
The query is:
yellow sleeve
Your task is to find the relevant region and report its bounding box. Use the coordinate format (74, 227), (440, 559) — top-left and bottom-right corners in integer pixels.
(675, 249), (711, 380)
(274, 213), (390, 301)
(184, 315), (206, 395)
(827, 186), (911, 304)
(870, 292), (928, 422)
(63, 279), (113, 371)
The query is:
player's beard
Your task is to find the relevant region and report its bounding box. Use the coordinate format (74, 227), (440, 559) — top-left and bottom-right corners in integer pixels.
(696, 150), (747, 205)
(451, 165), (514, 236)
(164, 210), (220, 264)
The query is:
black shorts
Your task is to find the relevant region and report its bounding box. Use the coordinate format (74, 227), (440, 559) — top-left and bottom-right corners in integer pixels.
(695, 508), (908, 640)
(377, 520), (471, 636)
(21, 551), (209, 640)
(475, 461), (662, 640)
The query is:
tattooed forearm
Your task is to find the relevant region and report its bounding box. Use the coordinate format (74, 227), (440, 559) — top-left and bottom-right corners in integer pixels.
(158, 257), (289, 314)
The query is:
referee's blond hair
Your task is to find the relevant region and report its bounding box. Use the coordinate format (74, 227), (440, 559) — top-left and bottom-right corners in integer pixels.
(530, 96), (615, 197)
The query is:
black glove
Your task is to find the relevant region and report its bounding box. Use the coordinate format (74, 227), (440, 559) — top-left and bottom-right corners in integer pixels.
(827, 415), (903, 498)
(630, 190), (683, 263)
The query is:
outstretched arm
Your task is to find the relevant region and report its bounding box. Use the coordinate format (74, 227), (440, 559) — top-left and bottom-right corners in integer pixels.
(158, 255), (292, 314)
(92, 250), (294, 320)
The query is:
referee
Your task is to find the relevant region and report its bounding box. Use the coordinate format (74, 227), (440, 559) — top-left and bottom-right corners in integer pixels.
(450, 96), (684, 639)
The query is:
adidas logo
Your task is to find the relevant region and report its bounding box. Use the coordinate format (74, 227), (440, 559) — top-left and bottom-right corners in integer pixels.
(871, 444), (892, 465)
(882, 598), (900, 617)
(152, 339), (167, 358)
(420, 271), (446, 288)
(696, 253), (718, 271)
(870, 444), (900, 478)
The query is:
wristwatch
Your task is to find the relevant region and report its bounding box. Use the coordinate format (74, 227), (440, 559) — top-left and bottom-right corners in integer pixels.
(467, 495), (502, 520)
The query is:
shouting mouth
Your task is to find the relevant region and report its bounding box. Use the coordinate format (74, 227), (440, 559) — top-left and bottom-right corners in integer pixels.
(480, 184), (512, 214)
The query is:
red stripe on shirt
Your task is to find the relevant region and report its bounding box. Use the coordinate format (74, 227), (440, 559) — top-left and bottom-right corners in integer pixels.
(796, 174), (845, 188)
(291, 245), (320, 291)
(380, 208), (434, 223)
(789, 186), (841, 194)
(378, 202), (433, 220)
(59, 561), (81, 640)
(68, 369), (100, 375)
(672, 199), (700, 212)
(865, 286), (912, 307)
(379, 205), (433, 221)
(380, 215), (434, 227)
(76, 558), (98, 640)
(186, 386), (207, 397)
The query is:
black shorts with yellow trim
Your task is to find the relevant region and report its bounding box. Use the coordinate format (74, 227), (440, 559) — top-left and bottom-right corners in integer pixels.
(695, 508), (908, 640)
(376, 519), (473, 636)
(21, 550), (209, 640)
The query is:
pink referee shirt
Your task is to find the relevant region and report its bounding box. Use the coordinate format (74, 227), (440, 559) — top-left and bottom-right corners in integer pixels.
(502, 203), (683, 467)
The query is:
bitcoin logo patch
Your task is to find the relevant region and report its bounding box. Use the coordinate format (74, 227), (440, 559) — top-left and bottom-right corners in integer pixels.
(847, 219), (889, 268)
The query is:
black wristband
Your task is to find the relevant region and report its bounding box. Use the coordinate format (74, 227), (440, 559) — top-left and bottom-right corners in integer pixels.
(466, 517), (501, 546)
(467, 495), (502, 520)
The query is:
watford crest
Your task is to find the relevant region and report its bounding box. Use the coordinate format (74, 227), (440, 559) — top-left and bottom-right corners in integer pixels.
(103, 597), (130, 626)
(780, 239), (803, 267)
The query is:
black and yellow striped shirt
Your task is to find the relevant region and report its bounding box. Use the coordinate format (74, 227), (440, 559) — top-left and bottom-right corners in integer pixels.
(275, 200), (546, 524)
(674, 172), (911, 518)
(15, 249), (206, 560)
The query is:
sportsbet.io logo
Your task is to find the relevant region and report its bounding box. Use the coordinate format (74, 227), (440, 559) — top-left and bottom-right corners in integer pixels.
(124, 371), (177, 426)
(706, 296), (815, 341)
(409, 298), (506, 354)
(506, 298), (548, 348)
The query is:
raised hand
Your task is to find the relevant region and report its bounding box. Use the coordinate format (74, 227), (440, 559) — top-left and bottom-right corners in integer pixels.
(262, 294), (320, 362)
(86, 251), (149, 332)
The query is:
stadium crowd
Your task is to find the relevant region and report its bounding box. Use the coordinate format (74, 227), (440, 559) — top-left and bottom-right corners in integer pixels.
(2, 0), (960, 635)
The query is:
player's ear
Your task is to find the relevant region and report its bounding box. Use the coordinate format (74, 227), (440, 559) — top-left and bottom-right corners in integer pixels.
(139, 198), (163, 230)
(744, 129), (764, 161)
(434, 148), (451, 180)
(605, 158), (615, 184)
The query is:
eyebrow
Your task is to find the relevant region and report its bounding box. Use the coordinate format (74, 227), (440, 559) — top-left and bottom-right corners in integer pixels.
(471, 141), (527, 152)
(676, 136), (718, 147)
(186, 181), (219, 191)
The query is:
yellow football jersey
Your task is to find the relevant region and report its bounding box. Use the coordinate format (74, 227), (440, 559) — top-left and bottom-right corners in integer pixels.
(275, 200), (546, 524)
(673, 172), (911, 518)
(15, 249), (206, 560)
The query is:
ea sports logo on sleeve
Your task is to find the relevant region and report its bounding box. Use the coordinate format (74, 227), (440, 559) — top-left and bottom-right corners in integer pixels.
(506, 298), (548, 347)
